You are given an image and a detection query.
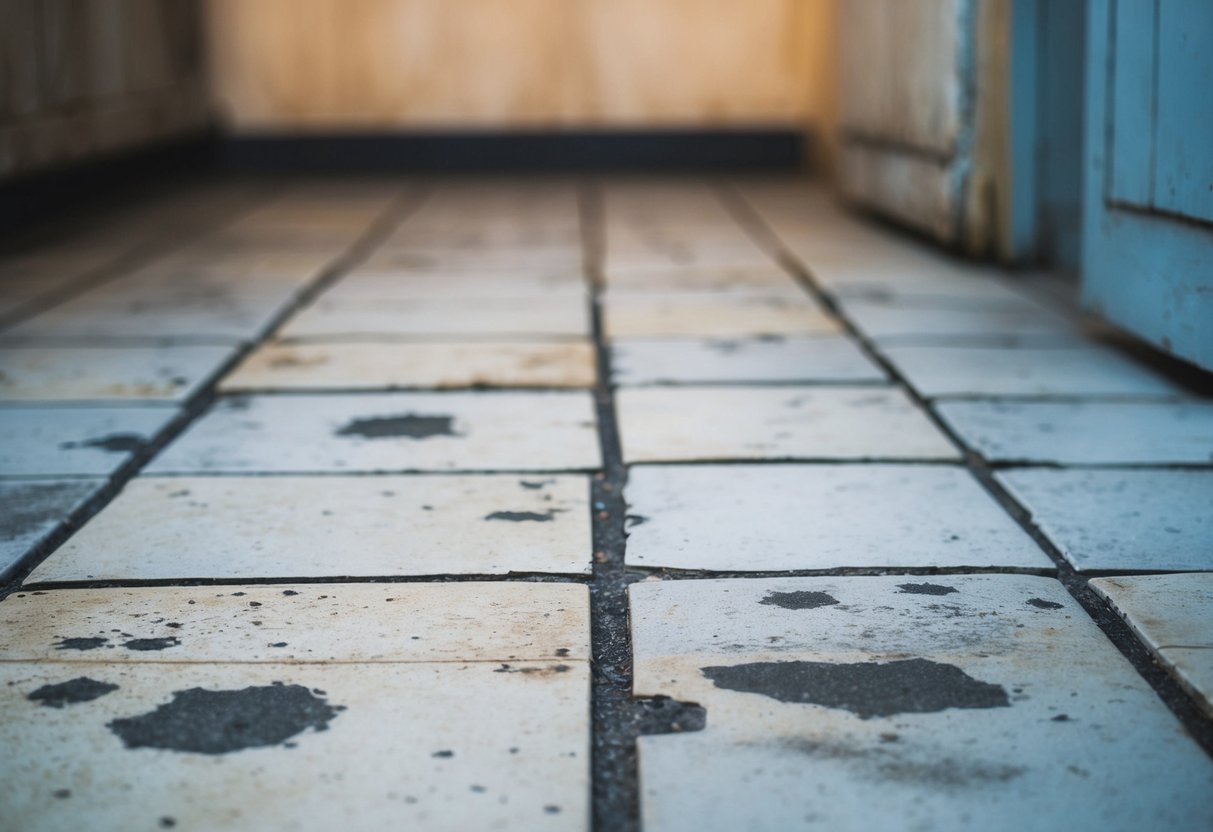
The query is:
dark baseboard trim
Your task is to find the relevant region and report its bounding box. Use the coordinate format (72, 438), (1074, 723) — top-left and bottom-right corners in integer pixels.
(221, 130), (806, 172)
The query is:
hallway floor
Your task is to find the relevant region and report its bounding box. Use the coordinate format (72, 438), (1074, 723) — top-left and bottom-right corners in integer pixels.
(1, 178), (1212, 831)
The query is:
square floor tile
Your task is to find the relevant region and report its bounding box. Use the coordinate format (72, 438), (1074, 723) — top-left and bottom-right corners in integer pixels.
(605, 266), (801, 295)
(880, 345), (1184, 398)
(611, 336), (885, 385)
(617, 387), (958, 463)
(997, 469), (1213, 571)
(221, 341), (596, 391)
(278, 297), (590, 341)
(841, 298), (1075, 344)
(0, 345), (234, 402)
(936, 400), (1213, 464)
(323, 269), (585, 300)
(28, 474), (592, 582)
(0, 407), (175, 477)
(0, 479), (103, 579)
(630, 575), (1213, 831)
(624, 464), (1049, 571)
(604, 294), (838, 339)
(149, 392), (600, 473)
(1091, 573), (1213, 717)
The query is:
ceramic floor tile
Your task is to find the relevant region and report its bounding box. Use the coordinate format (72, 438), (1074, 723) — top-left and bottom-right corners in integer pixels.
(605, 266), (802, 295)
(149, 392), (600, 473)
(28, 474), (592, 582)
(0, 407), (175, 477)
(222, 341), (595, 391)
(278, 297), (590, 341)
(624, 465), (1049, 571)
(880, 345), (1184, 398)
(1091, 574), (1213, 717)
(604, 294), (838, 339)
(0, 582), (588, 831)
(0, 479), (103, 579)
(323, 269), (586, 300)
(841, 298), (1076, 344)
(630, 575), (1213, 831)
(936, 400), (1213, 465)
(997, 469), (1213, 571)
(0, 345), (234, 402)
(611, 336), (885, 385)
(617, 387), (958, 463)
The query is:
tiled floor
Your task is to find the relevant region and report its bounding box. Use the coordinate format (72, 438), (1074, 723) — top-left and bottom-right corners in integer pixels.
(1, 178), (1210, 831)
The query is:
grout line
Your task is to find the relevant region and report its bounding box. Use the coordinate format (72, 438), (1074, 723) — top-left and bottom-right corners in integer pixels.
(18, 573), (590, 591)
(718, 182), (1213, 756)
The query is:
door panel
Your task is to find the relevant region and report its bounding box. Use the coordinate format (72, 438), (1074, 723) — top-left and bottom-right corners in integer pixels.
(1153, 0), (1213, 223)
(1108, 0), (1156, 207)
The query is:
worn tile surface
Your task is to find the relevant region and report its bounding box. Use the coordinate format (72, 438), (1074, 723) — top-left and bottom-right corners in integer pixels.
(617, 387), (958, 463)
(324, 268), (586, 300)
(279, 297), (590, 340)
(625, 465), (1050, 571)
(611, 336), (885, 386)
(29, 475), (591, 582)
(0, 406), (174, 477)
(0, 583), (588, 831)
(937, 400), (1213, 464)
(998, 470), (1213, 572)
(0, 345), (234, 402)
(221, 341), (596, 391)
(1091, 574), (1213, 717)
(841, 298), (1075, 344)
(0, 480), (103, 579)
(605, 266), (801, 295)
(604, 293), (839, 339)
(150, 392), (600, 473)
(631, 575), (1213, 831)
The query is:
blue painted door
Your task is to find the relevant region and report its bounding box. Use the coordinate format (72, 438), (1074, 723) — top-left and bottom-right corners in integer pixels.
(1083, 0), (1213, 370)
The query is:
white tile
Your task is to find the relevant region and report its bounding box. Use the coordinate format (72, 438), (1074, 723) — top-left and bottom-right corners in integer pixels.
(0, 407), (174, 477)
(1091, 574), (1213, 717)
(365, 246), (583, 272)
(605, 266), (801, 295)
(29, 474), (591, 582)
(880, 345), (1184, 398)
(0, 345), (233, 402)
(324, 269), (585, 300)
(221, 341), (595, 391)
(841, 298), (1076, 343)
(630, 575), (1213, 831)
(617, 387), (958, 463)
(611, 336), (884, 385)
(605, 293), (838, 339)
(625, 465), (1049, 571)
(0, 480), (102, 579)
(278, 297), (590, 341)
(150, 392), (600, 473)
(997, 469), (1213, 572)
(936, 400), (1213, 464)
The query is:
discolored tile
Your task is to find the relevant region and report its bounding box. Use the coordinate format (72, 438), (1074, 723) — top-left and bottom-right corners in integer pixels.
(998, 470), (1213, 572)
(0, 345), (234, 402)
(624, 465), (1049, 571)
(222, 341), (595, 391)
(28, 474), (592, 582)
(0, 406), (174, 477)
(630, 575), (1213, 831)
(0, 479), (102, 579)
(149, 392), (600, 473)
(604, 293), (839, 339)
(616, 387), (958, 463)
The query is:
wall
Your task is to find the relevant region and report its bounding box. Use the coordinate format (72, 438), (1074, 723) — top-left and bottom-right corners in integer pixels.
(205, 0), (838, 159)
(0, 0), (211, 181)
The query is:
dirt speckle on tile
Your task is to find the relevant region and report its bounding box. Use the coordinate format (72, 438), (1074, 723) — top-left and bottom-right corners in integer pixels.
(483, 509), (561, 523)
(59, 433), (145, 453)
(1026, 598), (1064, 610)
(335, 413), (457, 440)
(53, 636), (109, 651)
(759, 590), (839, 610)
(897, 583), (959, 596)
(122, 637), (181, 652)
(27, 677), (119, 708)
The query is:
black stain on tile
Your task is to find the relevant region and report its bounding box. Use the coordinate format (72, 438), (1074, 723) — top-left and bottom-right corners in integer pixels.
(1026, 598), (1064, 610)
(519, 479), (554, 490)
(702, 658), (1010, 719)
(484, 509), (561, 523)
(432, 749), (454, 758)
(897, 583), (959, 596)
(0, 481), (92, 540)
(59, 434), (145, 454)
(335, 413), (457, 440)
(27, 677), (119, 708)
(52, 789), (71, 799)
(493, 663), (570, 675)
(282, 590), (299, 596)
(122, 637), (181, 652)
(108, 682), (342, 754)
(759, 590), (839, 610)
(54, 636), (109, 651)
(624, 514), (648, 528)
(268, 642), (288, 648)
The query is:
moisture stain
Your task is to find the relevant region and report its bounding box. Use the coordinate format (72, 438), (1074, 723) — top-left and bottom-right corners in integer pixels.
(897, 583), (959, 596)
(759, 590), (839, 610)
(484, 509), (560, 523)
(27, 677), (118, 708)
(335, 413), (457, 440)
(54, 636), (109, 651)
(59, 433), (145, 454)
(702, 658), (1010, 719)
(107, 683), (342, 754)
(1026, 598), (1064, 610)
(123, 637), (181, 652)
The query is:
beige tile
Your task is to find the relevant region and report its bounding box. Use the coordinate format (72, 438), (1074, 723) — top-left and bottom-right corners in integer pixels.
(0, 345), (233, 402)
(605, 265), (802, 295)
(604, 293), (839, 339)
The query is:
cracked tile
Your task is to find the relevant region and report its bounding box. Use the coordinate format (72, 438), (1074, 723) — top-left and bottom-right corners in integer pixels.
(611, 336), (885, 385)
(149, 392), (600, 473)
(630, 575), (1213, 831)
(1091, 574), (1213, 717)
(604, 293), (838, 339)
(624, 465), (1050, 571)
(0, 480), (102, 579)
(0, 345), (234, 402)
(997, 469), (1213, 572)
(0, 406), (174, 477)
(222, 341), (595, 391)
(617, 387), (958, 463)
